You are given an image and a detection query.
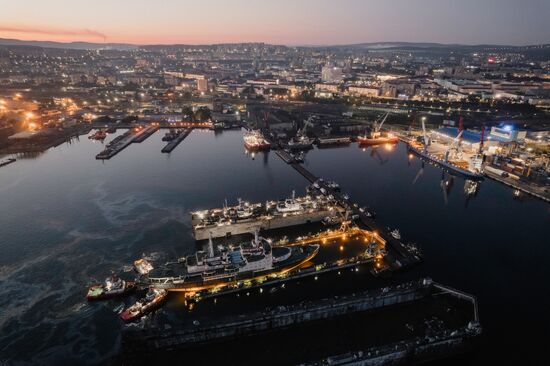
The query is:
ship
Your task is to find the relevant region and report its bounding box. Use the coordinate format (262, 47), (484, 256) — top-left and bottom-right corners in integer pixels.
(89, 129), (107, 140)
(316, 136), (351, 147)
(86, 275), (136, 301)
(243, 130), (271, 151)
(0, 158), (16, 168)
(286, 135), (314, 151)
(357, 112), (398, 146)
(120, 288), (167, 322)
(408, 144), (483, 180)
(162, 130), (179, 141)
(191, 192), (336, 240)
(357, 132), (398, 146)
(143, 232), (320, 291)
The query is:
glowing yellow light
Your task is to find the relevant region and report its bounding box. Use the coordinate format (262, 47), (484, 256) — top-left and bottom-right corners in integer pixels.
(25, 112), (34, 119)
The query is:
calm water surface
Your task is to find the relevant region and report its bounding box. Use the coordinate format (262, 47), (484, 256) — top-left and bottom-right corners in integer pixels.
(0, 129), (548, 365)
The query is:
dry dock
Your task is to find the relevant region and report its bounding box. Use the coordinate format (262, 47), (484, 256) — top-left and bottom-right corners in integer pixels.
(161, 128), (192, 153)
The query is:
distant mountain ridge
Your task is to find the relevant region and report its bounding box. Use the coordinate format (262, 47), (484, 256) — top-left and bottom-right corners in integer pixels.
(0, 37), (548, 51)
(0, 38), (137, 50)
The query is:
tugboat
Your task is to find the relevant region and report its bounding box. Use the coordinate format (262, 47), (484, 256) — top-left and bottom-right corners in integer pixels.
(119, 288), (167, 322)
(86, 275), (136, 301)
(89, 129), (107, 140)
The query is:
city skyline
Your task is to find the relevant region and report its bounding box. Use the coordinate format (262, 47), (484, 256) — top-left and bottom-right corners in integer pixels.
(0, 0), (549, 46)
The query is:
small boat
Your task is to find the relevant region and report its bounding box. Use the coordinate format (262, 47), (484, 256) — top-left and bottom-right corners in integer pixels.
(0, 158), (16, 168)
(89, 130), (107, 140)
(86, 275), (136, 301)
(390, 229), (401, 240)
(120, 288), (168, 322)
(134, 259), (154, 275)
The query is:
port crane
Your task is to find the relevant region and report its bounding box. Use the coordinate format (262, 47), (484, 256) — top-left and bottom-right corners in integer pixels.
(444, 130), (464, 162)
(372, 112), (390, 136)
(421, 118), (430, 150)
(297, 116), (314, 138)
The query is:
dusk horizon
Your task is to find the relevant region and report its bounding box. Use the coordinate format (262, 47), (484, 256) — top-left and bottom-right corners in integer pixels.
(1, 0), (549, 46)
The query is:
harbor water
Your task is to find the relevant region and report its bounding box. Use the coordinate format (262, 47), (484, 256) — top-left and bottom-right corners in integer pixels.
(0, 129), (548, 365)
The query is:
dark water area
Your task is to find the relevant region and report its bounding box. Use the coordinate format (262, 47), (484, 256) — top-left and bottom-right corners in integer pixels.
(0, 129), (548, 365)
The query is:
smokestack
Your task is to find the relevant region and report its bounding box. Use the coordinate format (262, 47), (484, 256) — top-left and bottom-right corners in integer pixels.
(207, 232), (214, 258)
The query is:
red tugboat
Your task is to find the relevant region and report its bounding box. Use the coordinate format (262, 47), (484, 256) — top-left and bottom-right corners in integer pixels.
(120, 288), (168, 322)
(357, 112), (398, 146)
(86, 275), (136, 301)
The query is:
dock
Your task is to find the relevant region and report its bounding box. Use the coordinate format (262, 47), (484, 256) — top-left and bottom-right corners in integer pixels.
(133, 125), (159, 143)
(161, 128), (192, 153)
(122, 279), (481, 364)
(96, 126), (158, 160)
(484, 169), (550, 203)
(275, 153), (421, 268)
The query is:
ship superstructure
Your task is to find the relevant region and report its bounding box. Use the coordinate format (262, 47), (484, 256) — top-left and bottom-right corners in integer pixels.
(243, 130), (271, 151)
(191, 191), (338, 240)
(143, 232), (319, 291)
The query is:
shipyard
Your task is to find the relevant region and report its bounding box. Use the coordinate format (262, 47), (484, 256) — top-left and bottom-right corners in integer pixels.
(1, 7), (549, 365)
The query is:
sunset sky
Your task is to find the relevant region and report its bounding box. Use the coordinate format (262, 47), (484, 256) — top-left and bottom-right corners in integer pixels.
(0, 0), (549, 45)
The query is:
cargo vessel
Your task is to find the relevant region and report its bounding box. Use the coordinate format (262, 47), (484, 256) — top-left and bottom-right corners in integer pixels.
(191, 191), (336, 240)
(120, 288), (167, 322)
(357, 132), (398, 146)
(243, 130), (271, 151)
(143, 233), (320, 291)
(357, 112), (398, 146)
(86, 275), (136, 301)
(408, 143), (483, 180)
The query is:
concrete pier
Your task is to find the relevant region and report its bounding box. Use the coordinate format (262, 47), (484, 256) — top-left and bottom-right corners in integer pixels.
(161, 128), (192, 153)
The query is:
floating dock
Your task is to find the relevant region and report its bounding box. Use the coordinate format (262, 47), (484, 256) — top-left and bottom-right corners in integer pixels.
(121, 278), (481, 364)
(161, 128), (192, 153)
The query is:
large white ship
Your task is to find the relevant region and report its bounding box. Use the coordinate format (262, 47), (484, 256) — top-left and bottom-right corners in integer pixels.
(143, 232), (320, 291)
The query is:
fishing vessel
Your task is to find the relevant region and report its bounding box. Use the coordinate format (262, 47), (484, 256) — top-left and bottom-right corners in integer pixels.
(243, 130), (271, 151)
(86, 275), (136, 301)
(120, 288), (167, 322)
(143, 233), (320, 291)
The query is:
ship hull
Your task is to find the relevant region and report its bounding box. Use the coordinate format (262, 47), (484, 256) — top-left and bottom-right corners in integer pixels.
(408, 145), (483, 180)
(120, 293), (168, 322)
(145, 245), (319, 291)
(244, 142), (271, 151)
(86, 281), (136, 301)
(357, 136), (398, 146)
